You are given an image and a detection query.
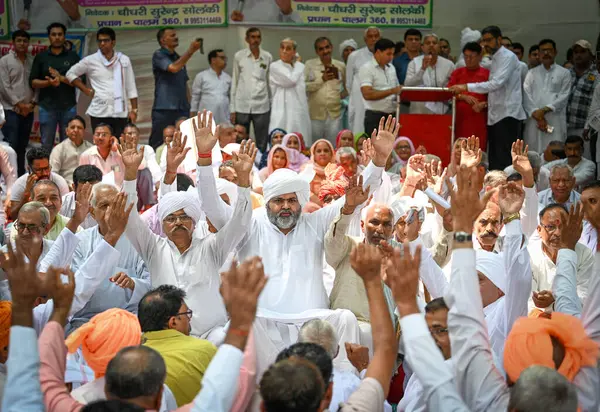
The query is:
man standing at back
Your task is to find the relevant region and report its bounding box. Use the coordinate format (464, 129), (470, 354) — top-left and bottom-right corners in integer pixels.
(449, 25), (526, 170)
(346, 27), (381, 134)
(66, 27), (138, 138)
(190, 49), (232, 125)
(149, 27), (201, 149)
(29, 22), (80, 151)
(230, 27), (272, 153)
(0, 30), (35, 176)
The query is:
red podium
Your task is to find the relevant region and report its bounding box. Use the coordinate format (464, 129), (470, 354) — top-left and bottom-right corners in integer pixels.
(396, 87), (456, 165)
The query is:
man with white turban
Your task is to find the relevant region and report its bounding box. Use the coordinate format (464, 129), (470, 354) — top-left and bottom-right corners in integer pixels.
(339, 39), (357, 65)
(454, 27), (483, 69)
(116, 131), (255, 345)
(195, 111), (399, 377)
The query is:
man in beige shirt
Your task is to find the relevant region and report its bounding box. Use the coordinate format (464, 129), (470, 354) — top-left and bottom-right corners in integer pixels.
(305, 37), (347, 145)
(325, 202), (395, 355)
(49, 115), (93, 185)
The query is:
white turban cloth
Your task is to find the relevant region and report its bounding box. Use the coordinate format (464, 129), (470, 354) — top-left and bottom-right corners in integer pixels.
(460, 27), (482, 50)
(263, 168), (312, 207)
(390, 195), (425, 224)
(158, 191), (204, 224)
(339, 39), (358, 58)
(475, 250), (506, 293)
(215, 178), (238, 206)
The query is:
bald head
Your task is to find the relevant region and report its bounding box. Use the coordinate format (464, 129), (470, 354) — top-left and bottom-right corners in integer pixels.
(361, 203), (394, 245)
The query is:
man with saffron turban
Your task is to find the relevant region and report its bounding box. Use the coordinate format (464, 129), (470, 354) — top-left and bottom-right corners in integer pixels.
(118, 124), (255, 345)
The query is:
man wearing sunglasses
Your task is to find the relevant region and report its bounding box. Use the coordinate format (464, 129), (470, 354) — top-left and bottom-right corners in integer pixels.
(67, 27), (138, 138)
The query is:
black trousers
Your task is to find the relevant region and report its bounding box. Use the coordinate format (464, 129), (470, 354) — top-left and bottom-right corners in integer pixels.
(149, 109), (189, 149)
(235, 112), (271, 153)
(364, 110), (394, 137)
(487, 117), (521, 170)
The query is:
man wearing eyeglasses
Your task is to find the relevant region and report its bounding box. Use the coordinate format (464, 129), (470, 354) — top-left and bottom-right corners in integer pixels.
(138, 285), (217, 406)
(527, 204), (594, 316)
(190, 49), (231, 125)
(537, 164), (580, 210)
(67, 27), (138, 139)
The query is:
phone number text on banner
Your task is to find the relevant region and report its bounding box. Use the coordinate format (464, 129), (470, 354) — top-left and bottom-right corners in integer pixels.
(227, 0), (430, 28)
(79, 0), (226, 29)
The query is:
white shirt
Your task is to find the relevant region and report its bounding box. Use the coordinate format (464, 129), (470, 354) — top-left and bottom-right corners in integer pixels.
(230, 48), (272, 115)
(358, 59), (398, 114)
(59, 191), (97, 229)
(198, 162), (384, 318)
(269, 60), (312, 144)
(49, 139), (94, 185)
(586, 80), (600, 132)
(537, 187), (581, 210)
(226, 0), (301, 25)
(467, 46), (526, 125)
(405, 55), (454, 114)
(10, 0), (88, 32)
(346, 47), (373, 133)
(519, 61), (529, 84)
(400, 315), (467, 412)
(190, 68), (232, 124)
(528, 240), (594, 313)
(523, 63), (572, 153)
(122, 172), (252, 337)
(66, 52), (137, 118)
(9, 171), (69, 202)
(543, 158), (596, 191)
(71, 377), (177, 412)
(139, 144), (162, 184)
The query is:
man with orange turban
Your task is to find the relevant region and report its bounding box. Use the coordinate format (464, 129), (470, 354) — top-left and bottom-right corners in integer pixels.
(0, 301), (11, 365)
(39, 307), (178, 409)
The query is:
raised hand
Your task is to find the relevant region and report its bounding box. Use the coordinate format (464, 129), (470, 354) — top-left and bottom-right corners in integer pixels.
(1, 239), (46, 326)
(118, 133), (145, 177)
(344, 174), (370, 212)
(350, 243), (383, 284)
(560, 203), (584, 251)
(73, 182), (92, 224)
(166, 131), (191, 173)
(449, 165), (495, 233)
(370, 115), (401, 167)
(104, 192), (134, 243)
(220, 257), (268, 349)
(231, 139), (258, 188)
(406, 154), (426, 183)
(511, 139), (534, 187)
(359, 138), (375, 167)
(497, 182), (525, 216)
(460, 135), (481, 168)
(47, 266), (76, 326)
(386, 242), (422, 315)
(193, 110), (219, 155)
(425, 161), (447, 195)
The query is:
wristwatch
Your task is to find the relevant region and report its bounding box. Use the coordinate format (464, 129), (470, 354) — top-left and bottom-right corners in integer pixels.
(453, 231), (472, 243)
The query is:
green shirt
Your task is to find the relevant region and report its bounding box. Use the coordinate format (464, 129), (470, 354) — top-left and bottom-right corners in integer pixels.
(46, 214), (70, 241)
(142, 329), (217, 406)
(29, 47), (81, 111)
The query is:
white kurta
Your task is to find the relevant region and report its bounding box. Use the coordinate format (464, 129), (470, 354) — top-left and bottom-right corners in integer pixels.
(404, 55), (455, 114)
(269, 60), (312, 143)
(346, 47), (373, 134)
(527, 240), (594, 314)
(122, 172), (252, 341)
(523, 64), (572, 153)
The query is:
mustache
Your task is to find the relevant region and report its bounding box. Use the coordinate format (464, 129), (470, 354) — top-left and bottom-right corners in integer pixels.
(170, 225), (191, 234)
(481, 231), (498, 238)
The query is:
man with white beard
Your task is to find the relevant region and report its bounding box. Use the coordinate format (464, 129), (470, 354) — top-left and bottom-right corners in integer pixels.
(195, 112), (399, 376)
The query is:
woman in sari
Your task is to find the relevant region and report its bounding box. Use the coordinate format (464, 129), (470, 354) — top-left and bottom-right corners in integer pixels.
(258, 128), (287, 169)
(258, 144), (290, 182)
(387, 136), (416, 174)
(305, 139), (335, 205)
(282, 133), (310, 171)
(335, 129), (355, 149)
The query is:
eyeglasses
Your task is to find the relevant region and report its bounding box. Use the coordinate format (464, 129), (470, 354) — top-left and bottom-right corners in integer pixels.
(540, 223), (559, 234)
(175, 310), (193, 320)
(97, 38), (112, 44)
(550, 178), (571, 185)
(164, 214), (193, 224)
(16, 222), (42, 233)
(429, 327), (449, 336)
(94, 132), (110, 138)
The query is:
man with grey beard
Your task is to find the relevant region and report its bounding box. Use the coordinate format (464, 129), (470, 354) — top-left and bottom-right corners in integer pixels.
(194, 110), (399, 377)
(116, 129), (256, 345)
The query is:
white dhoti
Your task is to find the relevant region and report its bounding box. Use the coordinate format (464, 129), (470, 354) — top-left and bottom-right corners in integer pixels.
(253, 308), (361, 381)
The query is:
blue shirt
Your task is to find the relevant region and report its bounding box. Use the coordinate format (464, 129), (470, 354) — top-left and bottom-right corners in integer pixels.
(2, 326), (44, 412)
(392, 53), (414, 85)
(152, 48), (191, 112)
